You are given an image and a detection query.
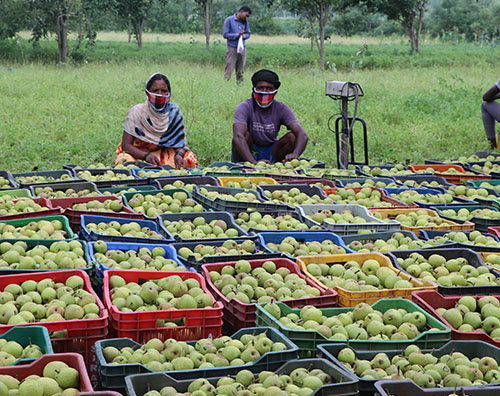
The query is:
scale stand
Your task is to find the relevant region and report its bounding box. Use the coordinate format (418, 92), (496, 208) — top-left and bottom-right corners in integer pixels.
(326, 81), (369, 169)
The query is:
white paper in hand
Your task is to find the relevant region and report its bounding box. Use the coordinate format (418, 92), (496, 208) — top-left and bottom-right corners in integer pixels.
(237, 35), (244, 54)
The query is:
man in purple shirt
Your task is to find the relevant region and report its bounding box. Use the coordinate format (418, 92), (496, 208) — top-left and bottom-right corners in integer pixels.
(223, 6), (251, 83)
(232, 69), (309, 164)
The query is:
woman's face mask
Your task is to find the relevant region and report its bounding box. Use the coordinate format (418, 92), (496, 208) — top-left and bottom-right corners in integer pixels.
(253, 88), (277, 108)
(146, 89), (171, 111)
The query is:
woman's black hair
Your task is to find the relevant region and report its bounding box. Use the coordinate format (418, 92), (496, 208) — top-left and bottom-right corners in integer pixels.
(146, 73), (171, 92)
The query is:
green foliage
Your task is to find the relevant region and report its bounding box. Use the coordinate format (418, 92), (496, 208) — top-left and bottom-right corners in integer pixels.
(0, 0), (28, 39)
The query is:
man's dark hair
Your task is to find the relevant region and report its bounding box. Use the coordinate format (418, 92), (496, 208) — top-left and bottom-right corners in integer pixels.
(239, 6), (252, 14)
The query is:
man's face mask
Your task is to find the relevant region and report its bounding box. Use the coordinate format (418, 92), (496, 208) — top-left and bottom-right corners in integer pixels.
(253, 88), (277, 108)
(146, 89), (170, 111)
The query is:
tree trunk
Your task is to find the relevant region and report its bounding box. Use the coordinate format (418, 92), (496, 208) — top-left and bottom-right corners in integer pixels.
(306, 14), (320, 60)
(415, 0), (427, 53)
(55, 12), (68, 62)
(318, 4), (328, 70)
(128, 19), (132, 43)
(407, 21), (416, 53)
(136, 18), (144, 49)
(205, 0), (210, 51)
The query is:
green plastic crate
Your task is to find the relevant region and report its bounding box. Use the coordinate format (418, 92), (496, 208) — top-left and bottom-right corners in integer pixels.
(0, 325), (53, 365)
(255, 299), (450, 358)
(0, 189), (32, 200)
(97, 185), (158, 197)
(0, 215), (76, 240)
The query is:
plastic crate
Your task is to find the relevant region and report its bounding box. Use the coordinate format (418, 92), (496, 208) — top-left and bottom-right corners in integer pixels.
(124, 358), (358, 396)
(340, 230), (426, 252)
(255, 298), (450, 358)
(237, 210), (321, 233)
(171, 239), (279, 272)
(257, 183), (329, 204)
(89, 241), (188, 277)
(413, 289), (500, 348)
(318, 341), (500, 396)
(297, 203), (401, 235)
(154, 175), (219, 189)
(409, 164), (491, 184)
(0, 188), (32, 199)
(392, 174), (454, 189)
(12, 170), (77, 187)
(95, 327), (298, 391)
(369, 208), (474, 236)
(201, 258), (337, 333)
(0, 353), (93, 392)
(48, 195), (143, 233)
(420, 229), (500, 251)
(0, 214), (76, 240)
(102, 270), (223, 343)
(97, 185), (158, 197)
(489, 226), (500, 238)
(431, 204), (500, 232)
(207, 161), (247, 169)
(74, 168), (137, 188)
(80, 214), (174, 243)
(0, 326), (53, 365)
(382, 187), (473, 208)
(356, 164), (417, 177)
(0, 170), (18, 189)
(217, 176), (278, 187)
(0, 197), (61, 221)
(30, 181), (100, 198)
(158, 211), (250, 242)
(277, 178), (337, 189)
(131, 168), (178, 179)
(258, 231), (353, 260)
(375, 379), (500, 396)
(192, 185), (292, 212)
(387, 247), (500, 295)
(322, 186), (411, 209)
(76, 392), (123, 396)
(335, 177), (399, 188)
(467, 179), (500, 188)
(297, 253), (437, 307)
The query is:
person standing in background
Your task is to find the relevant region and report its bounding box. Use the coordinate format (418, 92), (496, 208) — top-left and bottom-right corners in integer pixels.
(482, 79), (500, 151)
(222, 6), (251, 84)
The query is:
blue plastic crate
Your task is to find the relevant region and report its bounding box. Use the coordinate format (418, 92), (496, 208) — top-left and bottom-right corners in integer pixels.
(335, 177), (398, 188)
(382, 187), (476, 208)
(79, 214), (174, 243)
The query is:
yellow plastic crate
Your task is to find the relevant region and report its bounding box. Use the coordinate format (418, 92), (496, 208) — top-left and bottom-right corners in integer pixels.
(217, 176), (277, 188)
(297, 253), (437, 307)
(368, 208), (474, 237)
(479, 252), (500, 272)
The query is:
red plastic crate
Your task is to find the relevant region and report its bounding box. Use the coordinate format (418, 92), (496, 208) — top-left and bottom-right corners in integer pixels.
(102, 270), (223, 343)
(412, 290), (500, 347)
(409, 164), (491, 184)
(0, 353), (93, 392)
(201, 258), (338, 332)
(321, 186), (412, 209)
(0, 197), (61, 220)
(488, 226), (500, 238)
(48, 195), (144, 232)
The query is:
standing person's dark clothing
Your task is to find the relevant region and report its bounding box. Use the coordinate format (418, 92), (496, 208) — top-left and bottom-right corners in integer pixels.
(223, 6), (251, 83)
(482, 79), (500, 151)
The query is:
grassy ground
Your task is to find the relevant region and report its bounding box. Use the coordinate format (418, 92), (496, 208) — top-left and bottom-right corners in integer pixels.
(0, 59), (495, 173)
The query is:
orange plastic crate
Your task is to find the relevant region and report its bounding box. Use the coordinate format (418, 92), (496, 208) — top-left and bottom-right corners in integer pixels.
(409, 164), (491, 184)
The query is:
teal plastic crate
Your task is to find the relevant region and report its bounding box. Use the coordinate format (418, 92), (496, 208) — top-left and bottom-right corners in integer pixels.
(0, 325), (53, 365)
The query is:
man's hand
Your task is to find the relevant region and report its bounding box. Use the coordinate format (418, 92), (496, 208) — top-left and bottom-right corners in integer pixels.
(145, 153), (161, 166)
(284, 153), (300, 162)
(239, 30), (246, 36)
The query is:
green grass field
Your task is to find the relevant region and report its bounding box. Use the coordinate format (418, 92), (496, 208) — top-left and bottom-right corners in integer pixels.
(0, 34), (498, 172)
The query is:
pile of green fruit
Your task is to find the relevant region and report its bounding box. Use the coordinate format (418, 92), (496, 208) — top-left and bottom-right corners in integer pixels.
(425, 231), (500, 247)
(308, 209), (372, 225)
(305, 258), (415, 291)
(0, 177), (10, 188)
(142, 366), (335, 396)
(266, 236), (347, 257)
(209, 259), (322, 304)
(0, 359), (82, 395)
(325, 188), (395, 208)
(163, 217), (240, 239)
(439, 296), (500, 340)
(359, 165), (414, 176)
(246, 159), (320, 170)
(306, 168), (354, 177)
(0, 198), (50, 216)
(136, 169), (189, 178)
(153, 180), (199, 194)
(347, 232), (442, 253)
(71, 199), (127, 213)
(234, 211), (315, 231)
(0, 219), (68, 240)
(76, 170), (135, 182)
(224, 180), (263, 189)
(102, 332), (288, 371)
(446, 186), (497, 201)
(0, 194), (20, 204)
(476, 181), (500, 193)
(371, 209), (447, 227)
(263, 302), (433, 341)
(440, 207), (500, 221)
(261, 188), (334, 206)
(470, 161), (500, 174)
(400, 179), (446, 188)
(199, 187), (263, 203)
(483, 253), (500, 271)
(127, 191), (204, 217)
(0, 273), (100, 324)
(85, 220), (164, 239)
(0, 339), (43, 364)
(35, 186), (99, 199)
(336, 344), (500, 387)
(343, 179), (399, 188)
(93, 241), (185, 271)
(395, 252), (500, 287)
(14, 174), (74, 184)
(0, 240), (87, 270)
(387, 190), (455, 205)
(178, 240), (258, 261)
(100, 187), (151, 197)
(109, 274), (214, 311)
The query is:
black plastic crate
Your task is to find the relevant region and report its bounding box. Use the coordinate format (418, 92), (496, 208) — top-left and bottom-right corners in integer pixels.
(11, 170), (77, 187)
(30, 181), (99, 198)
(0, 170), (19, 189)
(73, 168), (137, 188)
(382, 187), (473, 208)
(335, 176), (399, 188)
(340, 230), (424, 251)
(387, 247), (500, 295)
(392, 174), (454, 190)
(257, 183), (328, 203)
(355, 164), (413, 177)
(375, 380), (500, 396)
(431, 204), (500, 232)
(154, 175), (219, 189)
(158, 211), (250, 242)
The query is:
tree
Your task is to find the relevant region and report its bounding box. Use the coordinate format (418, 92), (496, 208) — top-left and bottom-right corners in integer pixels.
(116, 0), (156, 49)
(195, 0), (212, 51)
(0, 0), (28, 39)
(278, 0), (338, 69)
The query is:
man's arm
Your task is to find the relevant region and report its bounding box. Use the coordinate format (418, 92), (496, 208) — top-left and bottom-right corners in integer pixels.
(243, 21), (250, 40)
(285, 121), (308, 161)
(233, 123), (257, 164)
(483, 81), (500, 102)
(222, 18), (240, 41)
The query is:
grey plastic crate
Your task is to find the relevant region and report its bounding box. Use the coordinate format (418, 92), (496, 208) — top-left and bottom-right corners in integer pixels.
(30, 181), (99, 197)
(0, 170), (19, 189)
(12, 170), (77, 187)
(257, 183), (328, 204)
(297, 203), (401, 235)
(375, 380), (500, 396)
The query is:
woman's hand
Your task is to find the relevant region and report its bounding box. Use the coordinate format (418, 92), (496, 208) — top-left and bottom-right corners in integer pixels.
(144, 153), (161, 166)
(175, 154), (188, 169)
